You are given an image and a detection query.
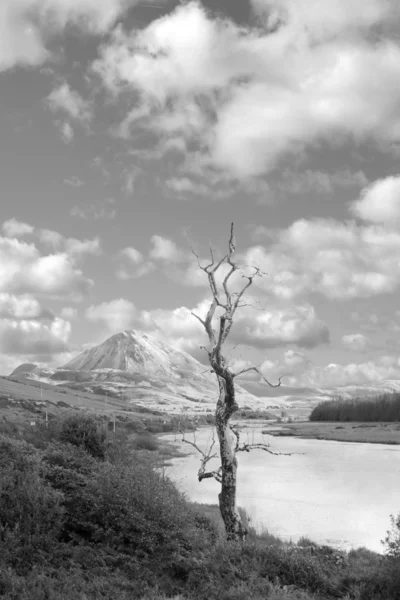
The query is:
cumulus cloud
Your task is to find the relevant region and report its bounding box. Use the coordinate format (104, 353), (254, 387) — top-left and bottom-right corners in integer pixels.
(293, 357), (400, 388)
(2, 218), (34, 238)
(244, 217), (400, 299)
(0, 317), (71, 356)
(351, 175), (400, 225)
(70, 199), (117, 221)
(116, 247), (155, 279)
(0, 0), (151, 71)
(0, 294), (53, 320)
(85, 296), (329, 356)
(229, 303), (330, 349)
(47, 83), (92, 122)
(0, 236), (93, 299)
(86, 298), (138, 331)
(149, 235), (188, 263)
(341, 333), (369, 352)
(94, 0), (400, 179)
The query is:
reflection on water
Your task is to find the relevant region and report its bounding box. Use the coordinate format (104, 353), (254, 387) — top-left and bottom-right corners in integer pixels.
(164, 426), (400, 552)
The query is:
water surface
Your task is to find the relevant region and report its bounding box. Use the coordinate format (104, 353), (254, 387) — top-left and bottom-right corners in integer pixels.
(165, 426), (400, 552)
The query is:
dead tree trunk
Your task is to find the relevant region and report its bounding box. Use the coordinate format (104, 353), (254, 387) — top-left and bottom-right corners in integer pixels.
(215, 375), (247, 540)
(188, 223), (284, 542)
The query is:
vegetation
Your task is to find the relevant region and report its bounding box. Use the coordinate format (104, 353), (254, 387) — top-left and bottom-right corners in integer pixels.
(1, 411), (400, 599)
(310, 393), (400, 422)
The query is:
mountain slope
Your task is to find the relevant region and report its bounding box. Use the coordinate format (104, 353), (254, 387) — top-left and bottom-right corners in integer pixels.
(61, 330), (208, 378)
(9, 330), (263, 414)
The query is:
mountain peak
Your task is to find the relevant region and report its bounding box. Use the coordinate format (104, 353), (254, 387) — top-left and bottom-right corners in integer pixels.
(60, 329), (201, 377)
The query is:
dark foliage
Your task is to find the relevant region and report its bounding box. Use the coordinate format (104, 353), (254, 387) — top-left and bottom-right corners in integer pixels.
(1, 413), (400, 600)
(310, 392), (400, 422)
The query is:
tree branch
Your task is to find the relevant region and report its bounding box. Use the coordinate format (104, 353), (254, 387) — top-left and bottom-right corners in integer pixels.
(236, 443), (293, 456)
(232, 367), (286, 388)
(178, 426), (221, 484)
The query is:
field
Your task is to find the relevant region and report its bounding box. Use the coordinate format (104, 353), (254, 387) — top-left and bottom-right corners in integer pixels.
(266, 421), (400, 444)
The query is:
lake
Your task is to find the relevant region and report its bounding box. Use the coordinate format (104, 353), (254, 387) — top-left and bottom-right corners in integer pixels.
(164, 426), (400, 552)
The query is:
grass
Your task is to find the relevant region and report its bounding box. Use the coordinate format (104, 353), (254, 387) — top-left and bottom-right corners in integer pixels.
(1, 413), (400, 600)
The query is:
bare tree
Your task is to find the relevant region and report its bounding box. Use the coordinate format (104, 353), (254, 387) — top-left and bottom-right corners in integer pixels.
(188, 223), (285, 542)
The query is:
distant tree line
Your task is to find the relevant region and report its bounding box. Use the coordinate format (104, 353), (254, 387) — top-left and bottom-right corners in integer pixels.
(309, 392), (400, 422)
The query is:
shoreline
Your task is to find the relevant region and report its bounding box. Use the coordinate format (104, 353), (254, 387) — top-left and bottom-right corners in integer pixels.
(263, 421), (400, 445)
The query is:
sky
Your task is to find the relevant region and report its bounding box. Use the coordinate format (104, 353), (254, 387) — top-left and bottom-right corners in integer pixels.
(2, 0), (400, 389)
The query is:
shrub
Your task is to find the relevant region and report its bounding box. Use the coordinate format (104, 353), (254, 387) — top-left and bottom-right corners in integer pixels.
(132, 432), (159, 451)
(59, 414), (107, 459)
(0, 436), (64, 569)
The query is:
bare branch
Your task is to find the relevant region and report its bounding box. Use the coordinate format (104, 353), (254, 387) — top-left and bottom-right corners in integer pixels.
(192, 312), (206, 327)
(232, 367), (286, 388)
(237, 443), (294, 456)
(178, 426), (221, 484)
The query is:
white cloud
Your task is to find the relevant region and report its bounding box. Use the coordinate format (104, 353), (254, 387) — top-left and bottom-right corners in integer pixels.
(0, 236), (93, 299)
(60, 122), (74, 143)
(94, 0), (400, 179)
(229, 303), (330, 350)
(38, 229), (101, 257)
(70, 199), (117, 220)
(85, 296), (329, 357)
(149, 235), (188, 263)
(0, 317), (71, 356)
(116, 247), (155, 279)
(0, 0), (147, 71)
(64, 176), (84, 188)
(341, 333), (369, 352)
(245, 217), (400, 299)
(2, 218), (34, 237)
(47, 83), (92, 122)
(65, 237), (102, 257)
(351, 175), (400, 225)
(166, 177), (210, 196)
(293, 358), (400, 388)
(61, 307), (78, 320)
(0, 294), (53, 320)
(86, 298), (138, 331)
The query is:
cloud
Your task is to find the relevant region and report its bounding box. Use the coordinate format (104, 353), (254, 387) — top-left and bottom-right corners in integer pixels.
(116, 247), (155, 279)
(293, 357), (400, 388)
(86, 298), (138, 331)
(2, 218), (34, 237)
(0, 0), (146, 71)
(38, 228), (102, 257)
(85, 296), (329, 356)
(64, 176), (84, 188)
(351, 175), (400, 225)
(229, 303), (330, 350)
(166, 177), (210, 196)
(341, 333), (369, 352)
(61, 307), (78, 320)
(149, 235), (188, 263)
(70, 199), (117, 220)
(47, 83), (92, 122)
(60, 122), (74, 143)
(245, 217), (400, 299)
(0, 317), (71, 356)
(94, 0), (400, 180)
(0, 236), (93, 300)
(0, 294), (53, 320)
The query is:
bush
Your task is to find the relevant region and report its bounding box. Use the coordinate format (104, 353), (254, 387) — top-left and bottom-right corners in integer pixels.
(132, 432), (159, 451)
(59, 414), (107, 459)
(0, 436), (64, 570)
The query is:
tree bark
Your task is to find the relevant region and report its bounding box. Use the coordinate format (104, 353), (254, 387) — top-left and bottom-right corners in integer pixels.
(215, 374), (247, 541)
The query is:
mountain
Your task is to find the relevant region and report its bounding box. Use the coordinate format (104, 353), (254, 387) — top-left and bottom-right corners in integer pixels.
(9, 330), (265, 414)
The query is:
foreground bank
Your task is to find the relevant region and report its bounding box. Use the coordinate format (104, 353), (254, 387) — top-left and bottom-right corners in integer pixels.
(1, 414), (400, 600)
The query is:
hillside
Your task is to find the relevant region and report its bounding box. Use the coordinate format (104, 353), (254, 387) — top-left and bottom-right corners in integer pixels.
(8, 330), (263, 415)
